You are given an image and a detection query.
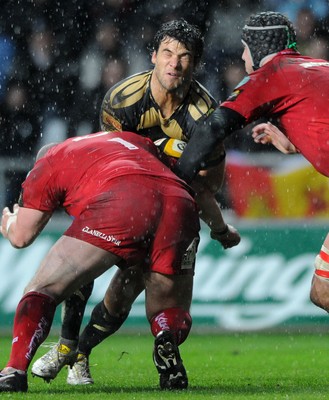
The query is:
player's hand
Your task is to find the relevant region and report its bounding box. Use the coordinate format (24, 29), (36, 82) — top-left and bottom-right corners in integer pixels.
(252, 123), (273, 145)
(210, 224), (241, 249)
(1, 204), (19, 238)
(252, 122), (298, 154)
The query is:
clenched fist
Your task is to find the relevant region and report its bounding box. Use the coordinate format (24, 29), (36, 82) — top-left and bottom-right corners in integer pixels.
(210, 224), (241, 249)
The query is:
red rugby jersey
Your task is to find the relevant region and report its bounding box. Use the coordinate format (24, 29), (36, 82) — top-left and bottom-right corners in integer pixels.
(222, 50), (329, 177)
(20, 131), (193, 217)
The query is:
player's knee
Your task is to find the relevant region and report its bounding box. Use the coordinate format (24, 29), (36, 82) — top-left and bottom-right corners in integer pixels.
(310, 289), (329, 312)
(310, 248), (329, 312)
(310, 279), (329, 312)
(150, 307), (192, 345)
(310, 245), (329, 312)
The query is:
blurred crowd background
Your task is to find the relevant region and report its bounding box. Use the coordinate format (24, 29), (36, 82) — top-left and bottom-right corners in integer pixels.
(1, 0), (329, 208)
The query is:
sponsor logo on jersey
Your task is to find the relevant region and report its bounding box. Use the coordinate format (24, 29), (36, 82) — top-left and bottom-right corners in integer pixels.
(226, 89), (243, 102)
(102, 110), (122, 131)
(226, 76), (250, 101)
(82, 226), (121, 246)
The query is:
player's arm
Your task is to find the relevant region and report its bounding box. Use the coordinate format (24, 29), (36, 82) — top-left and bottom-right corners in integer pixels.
(252, 122), (298, 154)
(1, 204), (51, 248)
(191, 152), (240, 249)
(99, 89), (124, 132)
(187, 110), (242, 249)
(174, 107), (245, 183)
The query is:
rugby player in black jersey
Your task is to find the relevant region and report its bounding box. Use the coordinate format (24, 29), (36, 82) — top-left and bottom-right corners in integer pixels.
(32, 19), (240, 390)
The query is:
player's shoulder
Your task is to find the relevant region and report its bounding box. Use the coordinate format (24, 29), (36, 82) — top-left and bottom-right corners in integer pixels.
(188, 79), (218, 115)
(103, 70), (152, 108)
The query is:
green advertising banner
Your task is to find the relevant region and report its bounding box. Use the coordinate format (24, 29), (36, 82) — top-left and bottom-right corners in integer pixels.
(0, 220), (328, 332)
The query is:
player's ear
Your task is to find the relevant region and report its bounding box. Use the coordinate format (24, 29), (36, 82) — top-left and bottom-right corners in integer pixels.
(151, 51), (157, 65)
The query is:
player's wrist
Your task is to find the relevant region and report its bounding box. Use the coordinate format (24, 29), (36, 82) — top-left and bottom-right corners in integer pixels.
(211, 224), (229, 235)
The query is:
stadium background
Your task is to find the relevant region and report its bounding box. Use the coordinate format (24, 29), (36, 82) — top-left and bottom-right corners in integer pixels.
(1, 0), (329, 333)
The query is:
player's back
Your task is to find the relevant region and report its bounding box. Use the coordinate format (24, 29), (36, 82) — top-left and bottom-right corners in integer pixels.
(22, 131), (193, 217)
(48, 131), (176, 181)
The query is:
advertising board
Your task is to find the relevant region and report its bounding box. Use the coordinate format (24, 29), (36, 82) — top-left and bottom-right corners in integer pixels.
(0, 221), (327, 332)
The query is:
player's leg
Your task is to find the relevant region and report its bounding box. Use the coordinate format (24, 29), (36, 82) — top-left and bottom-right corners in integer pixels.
(67, 265), (145, 385)
(0, 292), (56, 392)
(310, 233), (329, 311)
(61, 282), (94, 342)
(0, 236), (120, 392)
(31, 281), (94, 382)
(64, 179), (155, 385)
(145, 192), (200, 390)
(145, 271), (193, 390)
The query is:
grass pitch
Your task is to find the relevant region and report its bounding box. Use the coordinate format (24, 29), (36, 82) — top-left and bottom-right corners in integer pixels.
(0, 332), (328, 399)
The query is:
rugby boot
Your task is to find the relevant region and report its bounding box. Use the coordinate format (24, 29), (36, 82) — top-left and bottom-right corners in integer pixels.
(31, 342), (77, 382)
(0, 369), (28, 392)
(67, 353), (94, 385)
(153, 330), (188, 390)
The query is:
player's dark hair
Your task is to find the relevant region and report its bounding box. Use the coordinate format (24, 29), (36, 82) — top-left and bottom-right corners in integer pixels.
(150, 18), (204, 66)
(242, 11), (297, 69)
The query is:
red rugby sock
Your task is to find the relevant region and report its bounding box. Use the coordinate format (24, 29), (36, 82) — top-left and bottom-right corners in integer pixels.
(6, 291), (56, 371)
(315, 245), (329, 279)
(150, 307), (192, 345)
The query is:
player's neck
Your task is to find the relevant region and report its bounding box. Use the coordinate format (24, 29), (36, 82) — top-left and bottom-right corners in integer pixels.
(150, 80), (187, 118)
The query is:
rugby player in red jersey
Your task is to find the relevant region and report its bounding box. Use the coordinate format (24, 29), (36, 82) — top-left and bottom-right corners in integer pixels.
(0, 131), (200, 392)
(174, 11), (329, 325)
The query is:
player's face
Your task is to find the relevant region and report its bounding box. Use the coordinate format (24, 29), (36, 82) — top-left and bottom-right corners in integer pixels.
(242, 43), (254, 74)
(151, 38), (195, 92)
